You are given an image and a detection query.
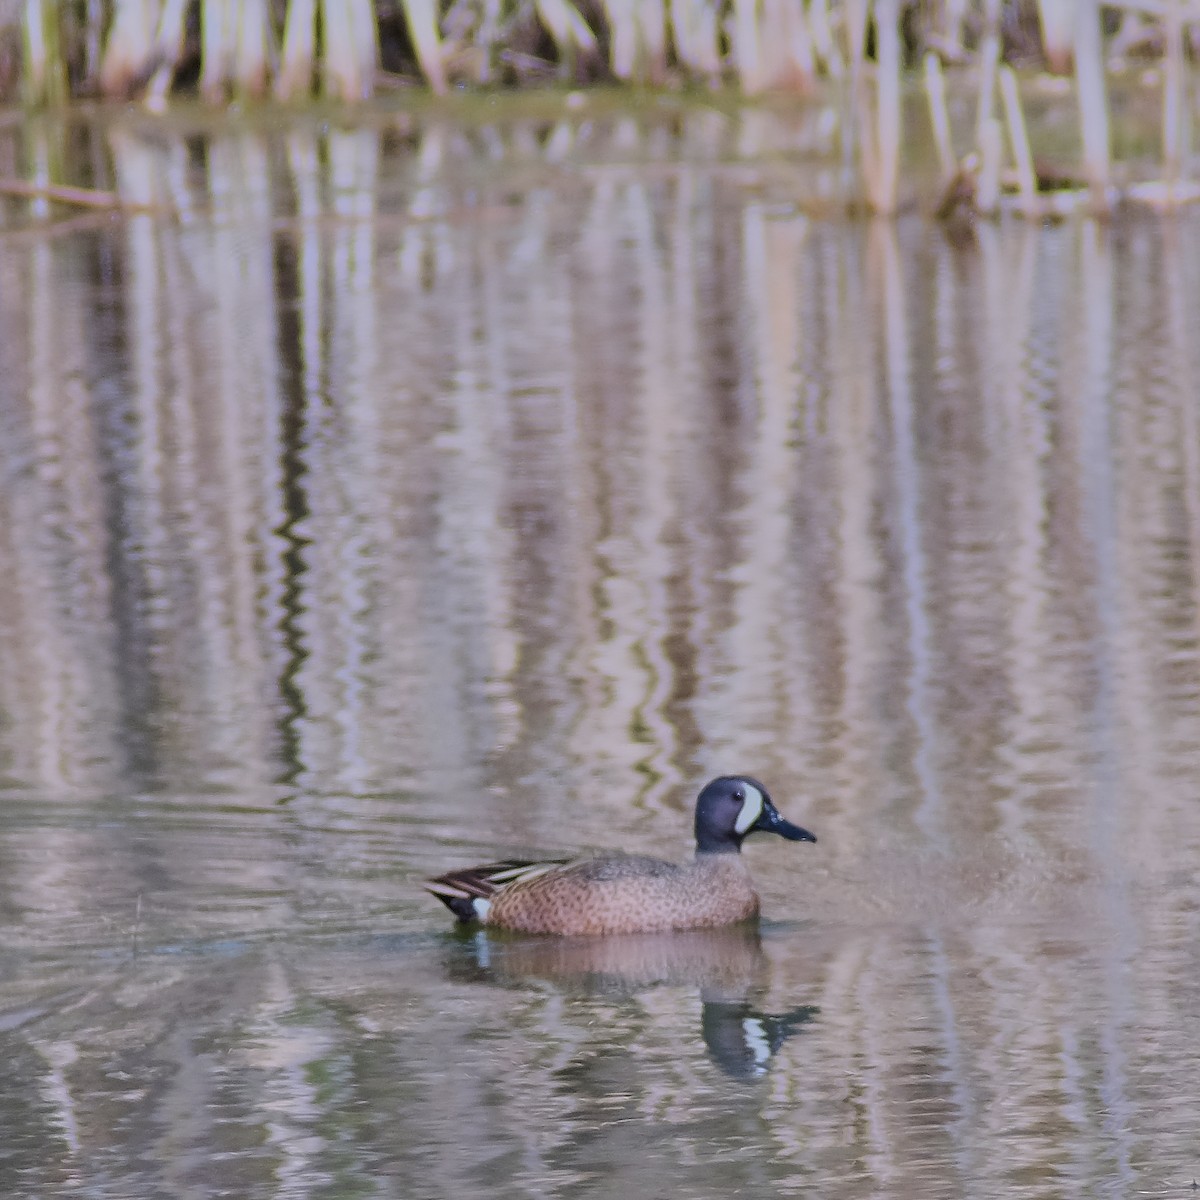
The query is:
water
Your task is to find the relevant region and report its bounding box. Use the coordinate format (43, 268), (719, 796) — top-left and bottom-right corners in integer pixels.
(2, 105), (1200, 1198)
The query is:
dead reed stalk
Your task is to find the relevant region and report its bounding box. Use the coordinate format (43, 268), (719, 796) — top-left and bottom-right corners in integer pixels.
(1073, 0), (1112, 210)
(999, 66), (1039, 217)
(923, 52), (956, 185)
(21, 0), (68, 106)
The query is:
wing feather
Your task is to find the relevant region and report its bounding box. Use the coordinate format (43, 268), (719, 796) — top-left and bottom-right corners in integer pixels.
(424, 859), (571, 918)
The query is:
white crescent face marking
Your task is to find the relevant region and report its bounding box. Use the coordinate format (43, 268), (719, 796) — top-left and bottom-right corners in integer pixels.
(734, 782), (765, 835)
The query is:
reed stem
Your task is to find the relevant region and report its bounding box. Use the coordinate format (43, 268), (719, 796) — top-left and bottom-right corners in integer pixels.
(976, 117), (1002, 215)
(395, 0), (445, 95)
(1073, 0), (1111, 209)
(1037, 0), (1074, 72)
(200, 0), (233, 103)
(277, 0), (317, 100)
(924, 52), (956, 185)
(235, 0), (271, 99)
(872, 0), (902, 214)
(21, 0), (67, 107)
(974, 0), (1001, 151)
(731, 0), (764, 93)
(100, 0), (157, 98)
(808, 0), (843, 77)
(145, 0), (191, 110)
(1162, 0), (1185, 192)
(0, 175), (158, 211)
(999, 66), (1039, 218)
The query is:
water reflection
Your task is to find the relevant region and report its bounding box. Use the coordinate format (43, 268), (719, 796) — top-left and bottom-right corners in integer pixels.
(444, 925), (819, 1080)
(0, 108), (1199, 1196)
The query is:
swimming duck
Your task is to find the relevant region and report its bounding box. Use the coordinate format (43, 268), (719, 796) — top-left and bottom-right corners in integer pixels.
(424, 775), (817, 935)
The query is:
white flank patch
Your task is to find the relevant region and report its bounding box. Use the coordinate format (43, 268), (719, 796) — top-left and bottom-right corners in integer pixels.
(733, 782), (764, 834)
(475, 898), (492, 922)
(742, 1018), (771, 1074)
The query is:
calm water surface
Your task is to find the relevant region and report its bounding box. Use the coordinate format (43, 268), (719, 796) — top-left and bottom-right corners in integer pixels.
(1, 107), (1200, 1198)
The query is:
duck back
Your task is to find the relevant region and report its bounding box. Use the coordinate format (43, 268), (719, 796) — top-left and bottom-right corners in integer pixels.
(487, 853), (760, 935)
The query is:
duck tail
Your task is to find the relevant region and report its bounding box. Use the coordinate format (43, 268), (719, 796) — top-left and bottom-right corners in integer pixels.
(424, 860), (564, 923)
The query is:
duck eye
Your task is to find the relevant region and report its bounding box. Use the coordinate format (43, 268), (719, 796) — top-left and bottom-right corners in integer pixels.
(732, 789), (744, 803)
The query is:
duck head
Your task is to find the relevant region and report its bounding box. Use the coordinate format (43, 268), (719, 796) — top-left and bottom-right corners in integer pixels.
(693, 775), (817, 854)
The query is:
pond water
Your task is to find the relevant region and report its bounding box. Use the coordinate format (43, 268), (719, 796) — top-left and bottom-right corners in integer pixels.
(1, 104), (1200, 1198)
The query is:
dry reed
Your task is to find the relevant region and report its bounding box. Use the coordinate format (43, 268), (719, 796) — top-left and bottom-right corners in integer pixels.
(999, 66), (1038, 218)
(923, 52), (955, 186)
(1, 0), (1192, 106)
(3, 0), (1198, 216)
(1073, 0), (1112, 208)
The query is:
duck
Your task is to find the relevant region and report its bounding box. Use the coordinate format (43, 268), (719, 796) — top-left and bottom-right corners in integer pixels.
(424, 775), (817, 935)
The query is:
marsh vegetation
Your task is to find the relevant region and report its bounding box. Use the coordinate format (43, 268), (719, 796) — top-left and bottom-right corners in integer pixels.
(1, 0), (1197, 212)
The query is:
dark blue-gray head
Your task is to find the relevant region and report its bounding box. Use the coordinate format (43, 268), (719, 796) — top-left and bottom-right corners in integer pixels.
(693, 775), (817, 855)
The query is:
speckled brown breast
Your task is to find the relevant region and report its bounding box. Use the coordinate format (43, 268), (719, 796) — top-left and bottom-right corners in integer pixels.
(485, 853), (761, 935)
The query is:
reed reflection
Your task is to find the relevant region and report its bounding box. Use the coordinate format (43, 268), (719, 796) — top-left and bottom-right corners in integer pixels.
(0, 109), (1198, 1199)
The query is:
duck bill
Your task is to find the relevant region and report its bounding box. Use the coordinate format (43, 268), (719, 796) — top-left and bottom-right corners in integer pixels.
(752, 799), (817, 843)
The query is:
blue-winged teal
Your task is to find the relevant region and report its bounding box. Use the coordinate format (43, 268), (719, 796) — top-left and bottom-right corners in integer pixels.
(424, 775), (817, 935)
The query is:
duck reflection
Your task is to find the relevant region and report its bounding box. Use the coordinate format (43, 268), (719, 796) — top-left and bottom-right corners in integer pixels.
(699, 998), (817, 1080)
(443, 923), (817, 1080)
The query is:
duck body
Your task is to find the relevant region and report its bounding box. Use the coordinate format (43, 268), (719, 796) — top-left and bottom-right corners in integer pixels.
(425, 775), (817, 936)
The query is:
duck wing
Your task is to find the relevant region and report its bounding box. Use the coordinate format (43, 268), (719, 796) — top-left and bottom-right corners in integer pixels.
(554, 854), (681, 883)
(424, 859), (570, 921)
